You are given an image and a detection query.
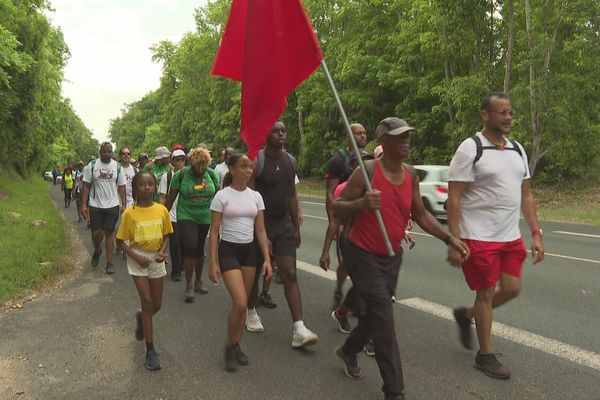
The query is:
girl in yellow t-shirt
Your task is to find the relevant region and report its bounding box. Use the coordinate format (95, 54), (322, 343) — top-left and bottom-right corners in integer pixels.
(62, 167), (74, 208)
(116, 171), (173, 371)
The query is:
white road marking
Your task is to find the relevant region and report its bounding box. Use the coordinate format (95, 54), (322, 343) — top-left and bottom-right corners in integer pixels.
(302, 201), (325, 206)
(398, 297), (600, 371)
(553, 231), (600, 239)
(296, 259), (600, 371)
(303, 214), (328, 221)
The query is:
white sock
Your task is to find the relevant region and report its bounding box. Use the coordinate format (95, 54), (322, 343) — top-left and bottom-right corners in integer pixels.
(248, 308), (257, 317)
(293, 320), (305, 332)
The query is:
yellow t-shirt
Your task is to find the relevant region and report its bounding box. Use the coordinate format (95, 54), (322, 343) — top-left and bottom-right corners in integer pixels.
(116, 203), (173, 252)
(64, 173), (74, 190)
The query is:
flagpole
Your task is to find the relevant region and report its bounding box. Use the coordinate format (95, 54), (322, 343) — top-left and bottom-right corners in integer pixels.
(320, 59), (395, 257)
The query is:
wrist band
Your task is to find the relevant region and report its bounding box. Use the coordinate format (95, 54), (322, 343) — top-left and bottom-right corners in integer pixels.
(444, 235), (452, 246)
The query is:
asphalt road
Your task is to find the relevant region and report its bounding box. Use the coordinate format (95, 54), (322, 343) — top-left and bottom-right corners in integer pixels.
(0, 185), (598, 400)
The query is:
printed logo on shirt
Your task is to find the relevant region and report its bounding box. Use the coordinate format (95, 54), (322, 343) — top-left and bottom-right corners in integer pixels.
(98, 168), (114, 180)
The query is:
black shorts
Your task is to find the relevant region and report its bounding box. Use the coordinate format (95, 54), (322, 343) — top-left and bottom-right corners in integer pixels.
(177, 220), (210, 259)
(218, 240), (258, 273)
(264, 218), (297, 257)
(89, 206), (120, 232)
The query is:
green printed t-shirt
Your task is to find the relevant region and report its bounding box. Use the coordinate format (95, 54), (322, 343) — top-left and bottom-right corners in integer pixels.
(171, 167), (219, 224)
(144, 162), (171, 201)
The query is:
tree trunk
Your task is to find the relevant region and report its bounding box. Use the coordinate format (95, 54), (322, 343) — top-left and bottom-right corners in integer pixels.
(503, 0), (514, 94)
(297, 95), (304, 139)
(524, 0), (541, 177)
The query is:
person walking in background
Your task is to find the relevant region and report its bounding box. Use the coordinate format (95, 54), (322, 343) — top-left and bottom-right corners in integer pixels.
(447, 92), (544, 380)
(214, 147), (236, 187)
(117, 171), (173, 371)
(62, 167), (74, 208)
(137, 153), (149, 171)
(74, 161), (86, 223)
(165, 147), (220, 303)
(159, 149), (187, 281)
(119, 147), (137, 208)
(81, 142), (127, 275)
(52, 167), (59, 185)
(144, 147), (172, 202)
(208, 153), (272, 372)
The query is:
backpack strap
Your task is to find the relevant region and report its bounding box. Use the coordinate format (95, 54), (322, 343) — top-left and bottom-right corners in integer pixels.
(337, 148), (351, 168)
(286, 151), (297, 174)
(178, 167), (187, 185)
(166, 170), (173, 190)
(206, 167), (220, 189)
(256, 149), (265, 178)
(472, 134), (524, 166)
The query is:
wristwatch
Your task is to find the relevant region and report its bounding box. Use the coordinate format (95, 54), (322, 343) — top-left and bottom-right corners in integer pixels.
(531, 228), (543, 238)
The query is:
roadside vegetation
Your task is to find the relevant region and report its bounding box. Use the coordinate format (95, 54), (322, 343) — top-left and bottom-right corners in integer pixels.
(0, 175), (71, 303)
(298, 177), (600, 226)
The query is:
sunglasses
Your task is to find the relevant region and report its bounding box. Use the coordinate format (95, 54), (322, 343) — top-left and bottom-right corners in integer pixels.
(120, 152), (131, 156)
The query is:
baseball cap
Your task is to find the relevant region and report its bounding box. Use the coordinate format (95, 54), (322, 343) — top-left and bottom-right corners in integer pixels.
(154, 146), (171, 160)
(139, 153), (149, 160)
(375, 117), (415, 138)
(171, 149), (186, 158)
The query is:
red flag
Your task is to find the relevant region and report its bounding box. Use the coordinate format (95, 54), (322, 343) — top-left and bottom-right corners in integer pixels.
(212, 0), (323, 159)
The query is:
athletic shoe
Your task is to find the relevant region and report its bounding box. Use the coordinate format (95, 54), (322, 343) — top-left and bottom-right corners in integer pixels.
(292, 325), (319, 348)
(391, 295), (397, 303)
(145, 349), (161, 371)
(335, 346), (364, 379)
(453, 307), (473, 350)
(474, 352), (511, 379)
(258, 291), (277, 309)
(91, 249), (101, 268)
(134, 311), (144, 341)
(194, 281), (208, 294)
(235, 343), (249, 366)
(384, 394), (406, 400)
(246, 310), (264, 333)
(171, 272), (182, 282)
(225, 344), (238, 372)
(331, 308), (352, 334)
(364, 339), (375, 357)
(184, 287), (195, 303)
(105, 263), (115, 275)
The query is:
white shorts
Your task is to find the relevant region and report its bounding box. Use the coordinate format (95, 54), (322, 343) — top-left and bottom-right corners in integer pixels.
(127, 248), (167, 279)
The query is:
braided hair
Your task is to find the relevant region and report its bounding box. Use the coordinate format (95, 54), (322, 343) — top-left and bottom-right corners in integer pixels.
(131, 171), (157, 208)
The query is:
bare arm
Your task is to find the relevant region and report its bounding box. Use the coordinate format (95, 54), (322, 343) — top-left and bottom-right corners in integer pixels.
(164, 187), (179, 211)
(331, 168), (375, 222)
(208, 211), (222, 283)
(521, 180), (544, 264)
(118, 185), (126, 211)
(255, 210), (272, 279)
(447, 181), (470, 266)
(81, 182), (91, 219)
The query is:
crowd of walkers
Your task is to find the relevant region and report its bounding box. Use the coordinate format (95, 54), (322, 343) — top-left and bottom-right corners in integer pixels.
(64, 91), (544, 400)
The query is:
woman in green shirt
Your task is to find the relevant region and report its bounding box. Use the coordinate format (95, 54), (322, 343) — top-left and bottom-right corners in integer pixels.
(165, 147), (220, 303)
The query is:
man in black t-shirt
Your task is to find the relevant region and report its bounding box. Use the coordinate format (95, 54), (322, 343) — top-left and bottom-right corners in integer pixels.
(247, 121), (319, 349)
(321, 123), (367, 314)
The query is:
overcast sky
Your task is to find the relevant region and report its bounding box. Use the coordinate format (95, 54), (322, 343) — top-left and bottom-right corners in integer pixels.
(48, 0), (208, 143)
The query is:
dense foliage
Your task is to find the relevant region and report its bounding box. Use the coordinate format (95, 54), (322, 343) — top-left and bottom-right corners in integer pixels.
(0, 0), (97, 176)
(108, 0), (599, 182)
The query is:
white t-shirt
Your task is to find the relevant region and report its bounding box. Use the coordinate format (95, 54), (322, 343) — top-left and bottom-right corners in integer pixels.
(83, 159), (126, 209)
(210, 186), (265, 244)
(121, 164), (136, 207)
(448, 132), (530, 242)
(158, 171), (179, 222)
(214, 162), (229, 187)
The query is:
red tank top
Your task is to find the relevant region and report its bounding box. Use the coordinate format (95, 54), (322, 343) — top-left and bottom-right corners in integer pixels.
(348, 160), (413, 256)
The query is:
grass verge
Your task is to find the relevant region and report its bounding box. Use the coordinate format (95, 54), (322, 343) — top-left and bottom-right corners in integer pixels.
(298, 177), (600, 226)
(0, 176), (71, 303)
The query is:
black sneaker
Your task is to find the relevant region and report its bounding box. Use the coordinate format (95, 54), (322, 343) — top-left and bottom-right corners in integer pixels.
(364, 339), (375, 357)
(225, 344), (238, 372)
(105, 263), (115, 275)
(171, 272), (182, 282)
(335, 346), (364, 379)
(91, 249), (101, 268)
(134, 311), (144, 341)
(453, 307), (473, 350)
(474, 352), (511, 379)
(145, 349), (161, 371)
(331, 309), (352, 334)
(258, 291), (277, 308)
(235, 343), (249, 366)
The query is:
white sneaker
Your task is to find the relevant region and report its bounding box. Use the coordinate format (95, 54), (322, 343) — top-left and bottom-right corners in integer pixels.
(292, 325), (319, 348)
(246, 310), (264, 333)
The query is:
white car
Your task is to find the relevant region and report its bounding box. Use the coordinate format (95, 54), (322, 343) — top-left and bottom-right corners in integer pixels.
(414, 165), (448, 219)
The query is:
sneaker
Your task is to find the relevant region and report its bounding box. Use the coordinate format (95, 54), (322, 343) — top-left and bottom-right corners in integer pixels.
(453, 307), (473, 350)
(363, 339), (375, 357)
(474, 352), (511, 379)
(235, 343), (249, 366)
(331, 309), (352, 334)
(91, 249), (101, 268)
(194, 281), (208, 294)
(246, 310), (264, 333)
(391, 295), (397, 303)
(145, 349), (161, 371)
(292, 325), (319, 348)
(258, 291), (277, 309)
(171, 272), (182, 282)
(105, 263), (115, 275)
(335, 346), (364, 379)
(184, 287), (195, 303)
(134, 311), (144, 341)
(225, 344), (238, 372)
(384, 394), (406, 400)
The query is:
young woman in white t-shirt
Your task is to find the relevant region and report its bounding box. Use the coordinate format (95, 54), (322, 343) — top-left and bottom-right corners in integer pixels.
(208, 153), (272, 372)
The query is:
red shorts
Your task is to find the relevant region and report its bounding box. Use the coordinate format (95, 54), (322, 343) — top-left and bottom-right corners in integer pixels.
(461, 238), (526, 291)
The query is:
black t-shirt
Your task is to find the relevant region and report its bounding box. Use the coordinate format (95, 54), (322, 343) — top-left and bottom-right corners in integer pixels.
(255, 152), (295, 221)
(325, 148), (352, 184)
